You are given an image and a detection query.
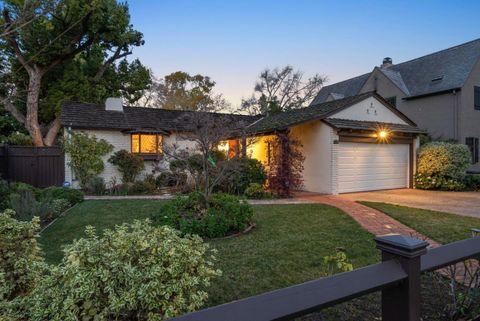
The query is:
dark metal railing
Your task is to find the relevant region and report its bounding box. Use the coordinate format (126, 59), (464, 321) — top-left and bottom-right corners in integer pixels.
(168, 234), (480, 321)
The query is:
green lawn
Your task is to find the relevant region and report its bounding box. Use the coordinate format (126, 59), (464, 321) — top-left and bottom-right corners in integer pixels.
(40, 200), (166, 263)
(40, 200), (378, 306)
(360, 201), (480, 244)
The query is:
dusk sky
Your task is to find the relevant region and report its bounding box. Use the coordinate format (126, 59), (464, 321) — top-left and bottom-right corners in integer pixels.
(128, 1), (480, 108)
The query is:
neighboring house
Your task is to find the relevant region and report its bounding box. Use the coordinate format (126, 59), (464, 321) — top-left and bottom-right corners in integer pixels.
(312, 39), (480, 171)
(61, 92), (424, 194)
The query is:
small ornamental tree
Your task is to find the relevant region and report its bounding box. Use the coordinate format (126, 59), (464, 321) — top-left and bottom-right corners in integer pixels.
(62, 132), (113, 187)
(108, 149), (145, 183)
(267, 131), (305, 197)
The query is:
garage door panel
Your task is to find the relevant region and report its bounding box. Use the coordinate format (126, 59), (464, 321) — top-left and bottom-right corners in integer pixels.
(338, 142), (409, 193)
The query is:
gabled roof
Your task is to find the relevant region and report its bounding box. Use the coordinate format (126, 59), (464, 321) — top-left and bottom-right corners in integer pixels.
(311, 73), (370, 105)
(245, 91), (416, 134)
(61, 101), (258, 132)
(312, 38), (480, 103)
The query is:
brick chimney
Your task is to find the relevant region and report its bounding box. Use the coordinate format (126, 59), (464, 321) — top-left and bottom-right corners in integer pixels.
(381, 57), (393, 68)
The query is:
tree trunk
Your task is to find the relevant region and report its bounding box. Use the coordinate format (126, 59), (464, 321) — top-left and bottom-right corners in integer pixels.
(43, 118), (61, 146)
(26, 69), (44, 147)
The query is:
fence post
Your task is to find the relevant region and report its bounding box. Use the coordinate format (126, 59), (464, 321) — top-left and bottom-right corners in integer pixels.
(375, 234), (429, 321)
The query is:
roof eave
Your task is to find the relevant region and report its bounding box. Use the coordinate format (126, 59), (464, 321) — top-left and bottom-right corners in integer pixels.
(403, 87), (461, 100)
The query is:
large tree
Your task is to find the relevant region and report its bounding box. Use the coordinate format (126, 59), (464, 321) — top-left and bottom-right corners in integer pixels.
(142, 71), (216, 111)
(241, 65), (327, 115)
(0, 0), (151, 146)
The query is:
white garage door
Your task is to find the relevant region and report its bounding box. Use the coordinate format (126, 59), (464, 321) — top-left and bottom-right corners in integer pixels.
(338, 142), (409, 193)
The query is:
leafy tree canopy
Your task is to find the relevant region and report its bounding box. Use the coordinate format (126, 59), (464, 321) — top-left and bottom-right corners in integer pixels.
(143, 71), (216, 111)
(0, 0), (151, 146)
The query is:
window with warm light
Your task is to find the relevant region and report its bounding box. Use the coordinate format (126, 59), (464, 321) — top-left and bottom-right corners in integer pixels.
(131, 134), (163, 154)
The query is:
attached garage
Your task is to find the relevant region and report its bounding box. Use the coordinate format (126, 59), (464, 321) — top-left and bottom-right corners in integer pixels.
(245, 92), (425, 195)
(337, 142), (410, 193)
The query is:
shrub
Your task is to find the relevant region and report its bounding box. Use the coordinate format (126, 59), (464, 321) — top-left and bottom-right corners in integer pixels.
(62, 132), (113, 187)
(85, 176), (107, 195)
(9, 189), (53, 221)
(0, 210), (43, 302)
(0, 177), (10, 210)
(415, 173), (466, 191)
(220, 158), (267, 194)
(38, 186), (84, 206)
(156, 171), (188, 188)
(152, 192), (254, 238)
(50, 199), (71, 215)
(129, 180), (157, 195)
(417, 142), (471, 180)
(26, 220), (220, 321)
(108, 149), (145, 183)
(9, 182), (38, 196)
(244, 182), (272, 199)
(465, 174), (480, 191)
(3, 132), (33, 146)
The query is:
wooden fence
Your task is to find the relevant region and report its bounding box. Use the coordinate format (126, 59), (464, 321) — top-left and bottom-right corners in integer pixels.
(168, 234), (480, 321)
(0, 145), (65, 188)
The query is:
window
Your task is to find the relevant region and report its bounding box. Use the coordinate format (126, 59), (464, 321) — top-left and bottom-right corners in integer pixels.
(475, 86), (480, 110)
(131, 133), (163, 154)
(218, 139), (240, 159)
(385, 96), (397, 107)
(466, 137), (479, 164)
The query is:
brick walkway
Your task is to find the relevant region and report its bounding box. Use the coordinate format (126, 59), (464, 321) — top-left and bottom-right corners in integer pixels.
(295, 193), (441, 248)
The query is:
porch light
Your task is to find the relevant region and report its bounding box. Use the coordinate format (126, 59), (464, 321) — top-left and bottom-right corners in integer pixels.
(378, 130), (388, 139)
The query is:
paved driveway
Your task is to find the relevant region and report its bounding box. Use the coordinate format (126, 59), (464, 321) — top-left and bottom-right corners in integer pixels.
(339, 189), (480, 218)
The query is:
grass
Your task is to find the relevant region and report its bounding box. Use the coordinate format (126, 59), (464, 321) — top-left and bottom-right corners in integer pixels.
(40, 200), (166, 263)
(359, 201), (480, 244)
(40, 200), (379, 306)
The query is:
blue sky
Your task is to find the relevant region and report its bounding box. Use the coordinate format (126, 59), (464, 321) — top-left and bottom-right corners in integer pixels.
(128, 0), (480, 108)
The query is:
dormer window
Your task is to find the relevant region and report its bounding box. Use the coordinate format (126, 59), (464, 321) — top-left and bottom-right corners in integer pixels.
(131, 133), (163, 155)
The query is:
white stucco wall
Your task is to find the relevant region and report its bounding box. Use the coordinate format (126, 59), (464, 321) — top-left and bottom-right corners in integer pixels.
(64, 129), (198, 188)
(290, 120), (337, 194)
(329, 96), (408, 125)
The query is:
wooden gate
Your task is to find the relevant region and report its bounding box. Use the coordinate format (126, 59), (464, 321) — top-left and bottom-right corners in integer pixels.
(0, 146), (65, 188)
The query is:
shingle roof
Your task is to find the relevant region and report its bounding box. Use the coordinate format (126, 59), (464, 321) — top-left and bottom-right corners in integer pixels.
(311, 73), (370, 104)
(61, 101), (258, 132)
(312, 38), (480, 103)
(323, 118), (426, 134)
(246, 92), (375, 134)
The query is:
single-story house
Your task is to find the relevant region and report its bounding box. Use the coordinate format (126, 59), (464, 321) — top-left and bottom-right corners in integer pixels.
(61, 92), (425, 194)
